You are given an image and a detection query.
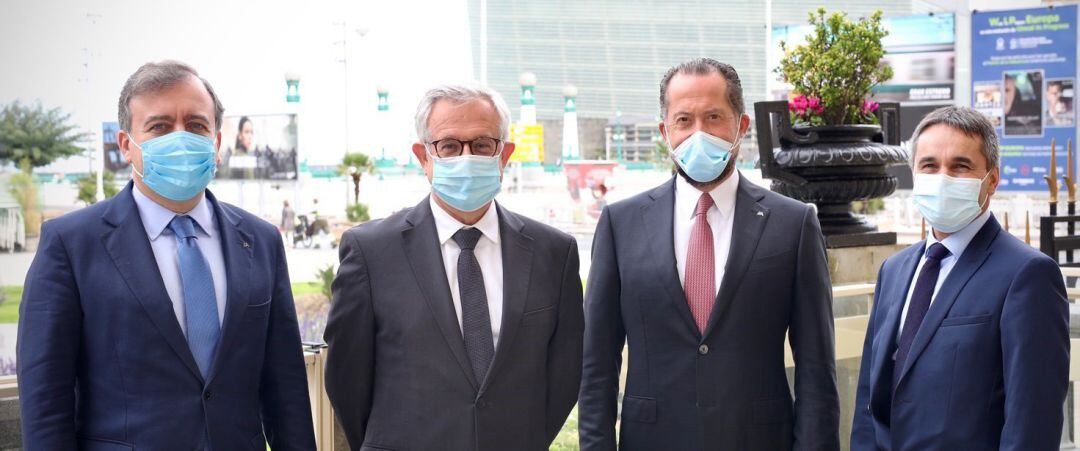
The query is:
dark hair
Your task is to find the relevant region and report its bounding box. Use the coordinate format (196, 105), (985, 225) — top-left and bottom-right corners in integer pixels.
(909, 106), (999, 170)
(118, 60), (225, 132)
(236, 116), (252, 151)
(659, 58), (745, 118)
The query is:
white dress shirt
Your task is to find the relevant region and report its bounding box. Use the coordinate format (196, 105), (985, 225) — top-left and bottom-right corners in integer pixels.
(132, 187), (228, 333)
(897, 209), (993, 338)
(430, 197), (504, 348)
(674, 170), (740, 295)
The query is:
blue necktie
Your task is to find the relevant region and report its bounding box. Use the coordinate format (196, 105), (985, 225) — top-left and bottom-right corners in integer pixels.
(893, 242), (950, 390)
(168, 215), (221, 379)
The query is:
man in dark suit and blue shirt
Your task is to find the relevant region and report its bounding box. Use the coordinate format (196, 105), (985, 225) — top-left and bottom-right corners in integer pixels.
(578, 58), (840, 450)
(851, 106), (1069, 450)
(324, 84), (584, 451)
(17, 60), (315, 450)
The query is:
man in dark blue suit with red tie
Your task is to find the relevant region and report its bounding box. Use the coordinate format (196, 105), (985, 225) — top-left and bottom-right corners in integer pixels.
(851, 106), (1069, 450)
(17, 60), (315, 450)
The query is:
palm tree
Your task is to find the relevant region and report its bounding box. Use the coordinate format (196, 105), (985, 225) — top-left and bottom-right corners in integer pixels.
(340, 152), (376, 205)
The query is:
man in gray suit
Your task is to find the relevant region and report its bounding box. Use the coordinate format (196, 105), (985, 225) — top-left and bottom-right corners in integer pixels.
(578, 58), (840, 450)
(325, 84), (584, 451)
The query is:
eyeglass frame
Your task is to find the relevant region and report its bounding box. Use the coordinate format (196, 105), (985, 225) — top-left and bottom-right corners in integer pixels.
(424, 137), (505, 158)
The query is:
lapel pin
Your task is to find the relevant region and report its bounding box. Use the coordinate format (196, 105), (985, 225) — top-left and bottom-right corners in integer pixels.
(241, 241), (250, 248)
(756, 211), (764, 217)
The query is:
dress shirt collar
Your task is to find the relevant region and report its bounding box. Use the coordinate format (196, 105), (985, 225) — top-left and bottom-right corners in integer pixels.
(925, 209), (992, 260)
(430, 196), (501, 246)
(132, 186), (215, 241)
(675, 169), (740, 220)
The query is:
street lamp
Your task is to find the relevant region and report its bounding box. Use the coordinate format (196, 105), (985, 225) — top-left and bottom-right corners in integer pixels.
(285, 70), (301, 103)
(613, 110), (625, 162)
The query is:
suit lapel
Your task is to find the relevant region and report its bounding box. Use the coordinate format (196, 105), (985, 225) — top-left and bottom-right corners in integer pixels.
(101, 184), (203, 382)
(868, 244), (922, 408)
(204, 191), (254, 386)
(480, 204), (533, 394)
(401, 198), (480, 391)
(640, 178), (700, 339)
(703, 176), (769, 338)
(895, 216), (999, 387)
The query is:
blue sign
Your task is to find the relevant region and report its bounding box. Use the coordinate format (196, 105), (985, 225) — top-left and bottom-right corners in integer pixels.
(972, 5), (1077, 191)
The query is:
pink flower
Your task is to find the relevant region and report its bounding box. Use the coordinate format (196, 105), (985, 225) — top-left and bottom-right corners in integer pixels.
(861, 99), (879, 115)
(790, 95), (808, 113)
(807, 97), (821, 110)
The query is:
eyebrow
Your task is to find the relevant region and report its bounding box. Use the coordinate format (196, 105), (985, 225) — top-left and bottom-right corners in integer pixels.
(142, 115), (174, 127)
(185, 114), (211, 124)
(949, 156), (976, 165)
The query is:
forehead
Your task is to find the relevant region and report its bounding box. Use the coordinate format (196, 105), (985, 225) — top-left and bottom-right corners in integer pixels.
(427, 98), (501, 138)
(914, 123), (987, 164)
(666, 72), (732, 113)
(128, 75), (215, 120)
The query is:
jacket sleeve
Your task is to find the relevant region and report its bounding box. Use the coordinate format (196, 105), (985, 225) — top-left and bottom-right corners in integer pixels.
(17, 221), (80, 449)
(260, 231), (317, 450)
(578, 208), (625, 451)
(323, 230), (376, 449)
(999, 255), (1069, 450)
(544, 237), (585, 443)
(850, 261), (887, 450)
(789, 206), (841, 451)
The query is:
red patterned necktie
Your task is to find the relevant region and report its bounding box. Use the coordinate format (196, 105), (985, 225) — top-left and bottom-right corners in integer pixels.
(685, 193), (715, 333)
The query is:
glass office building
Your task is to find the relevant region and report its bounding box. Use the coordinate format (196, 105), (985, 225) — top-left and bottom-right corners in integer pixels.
(467, 0), (923, 122)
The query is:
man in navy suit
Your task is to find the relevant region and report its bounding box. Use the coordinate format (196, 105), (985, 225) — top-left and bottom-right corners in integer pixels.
(851, 106), (1069, 450)
(579, 58), (839, 450)
(17, 60), (315, 450)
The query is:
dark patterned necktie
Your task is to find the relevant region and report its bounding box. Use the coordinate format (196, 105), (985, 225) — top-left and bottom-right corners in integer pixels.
(893, 242), (951, 390)
(453, 227), (495, 383)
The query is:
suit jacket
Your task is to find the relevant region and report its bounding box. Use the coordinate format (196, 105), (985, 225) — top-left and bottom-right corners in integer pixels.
(17, 183), (315, 451)
(851, 215), (1069, 451)
(579, 174), (840, 451)
(323, 198), (584, 451)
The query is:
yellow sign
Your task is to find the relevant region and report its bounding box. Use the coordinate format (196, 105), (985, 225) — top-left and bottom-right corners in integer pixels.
(509, 124), (544, 163)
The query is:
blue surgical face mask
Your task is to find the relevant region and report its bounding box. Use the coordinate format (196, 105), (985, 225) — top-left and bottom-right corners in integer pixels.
(430, 153), (503, 212)
(127, 130), (217, 201)
(668, 129), (741, 183)
(912, 172), (990, 234)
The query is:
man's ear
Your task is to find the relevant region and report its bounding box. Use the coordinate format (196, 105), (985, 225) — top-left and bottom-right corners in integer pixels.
(119, 130), (135, 164)
(411, 142), (429, 166)
(500, 142), (516, 167)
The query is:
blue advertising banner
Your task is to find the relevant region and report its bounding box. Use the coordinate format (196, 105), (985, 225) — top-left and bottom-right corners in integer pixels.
(972, 5), (1077, 191)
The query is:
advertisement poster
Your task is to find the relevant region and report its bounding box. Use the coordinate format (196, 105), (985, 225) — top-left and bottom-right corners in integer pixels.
(972, 5), (1077, 191)
(101, 121), (129, 175)
(219, 114), (298, 180)
(509, 123), (544, 163)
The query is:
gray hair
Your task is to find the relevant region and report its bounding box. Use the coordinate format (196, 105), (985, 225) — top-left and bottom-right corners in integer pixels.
(118, 60), (225, 132)
(909, 106), (1000, 170)
(414, 84), (512, 142)
(660, 58), (745, 118)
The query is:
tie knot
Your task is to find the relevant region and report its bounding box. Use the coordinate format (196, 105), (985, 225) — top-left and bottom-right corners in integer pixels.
(168, 215), (198, 240)
(453, 227), (483, 250)
(694, 193), (714, 217)
(925, 242), (950, 261)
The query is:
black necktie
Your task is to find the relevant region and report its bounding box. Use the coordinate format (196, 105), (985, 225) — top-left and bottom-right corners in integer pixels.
(453, 228), (495, 384)
(893, 242), (951, 390)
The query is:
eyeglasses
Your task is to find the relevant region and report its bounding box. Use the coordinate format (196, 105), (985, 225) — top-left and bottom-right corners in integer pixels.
(426, 137), (502, 158)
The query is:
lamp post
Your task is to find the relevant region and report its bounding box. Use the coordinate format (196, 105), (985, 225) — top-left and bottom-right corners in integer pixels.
(285, 70), (301, 103)
(376, 85), (389, 162)
(562, 84), (580, 161)
(613, 109), (625, 162)
(519, 72), (537, 125)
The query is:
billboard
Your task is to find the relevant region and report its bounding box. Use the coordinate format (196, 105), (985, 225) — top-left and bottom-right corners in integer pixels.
(972, 5), (1077, 191)
(509, 123), (544, 163)
(219, 114), (298, 180)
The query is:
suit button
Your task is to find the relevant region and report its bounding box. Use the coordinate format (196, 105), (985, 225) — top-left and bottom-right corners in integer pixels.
(204, 391), (213, 401)
(698, 344), (709, 355)
(866, 404), (871, 413)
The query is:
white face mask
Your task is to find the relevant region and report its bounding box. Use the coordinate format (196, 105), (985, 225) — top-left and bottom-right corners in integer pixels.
(912, 172), (990, 234)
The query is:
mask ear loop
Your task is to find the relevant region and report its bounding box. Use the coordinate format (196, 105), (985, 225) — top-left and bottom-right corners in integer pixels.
(976, 169), (994, 211)
(121, 131), (146, 179)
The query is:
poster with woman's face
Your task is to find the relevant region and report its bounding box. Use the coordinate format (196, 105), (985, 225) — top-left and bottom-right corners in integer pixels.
(973, 82), (1003, 127)
(1045, 78), (1075, 127)
(1002, 70), (1044, 136)
(218, 114), (298, 180)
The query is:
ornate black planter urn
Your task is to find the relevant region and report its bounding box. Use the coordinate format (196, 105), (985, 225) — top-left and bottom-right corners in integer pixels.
(753, 100), (909, 248)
